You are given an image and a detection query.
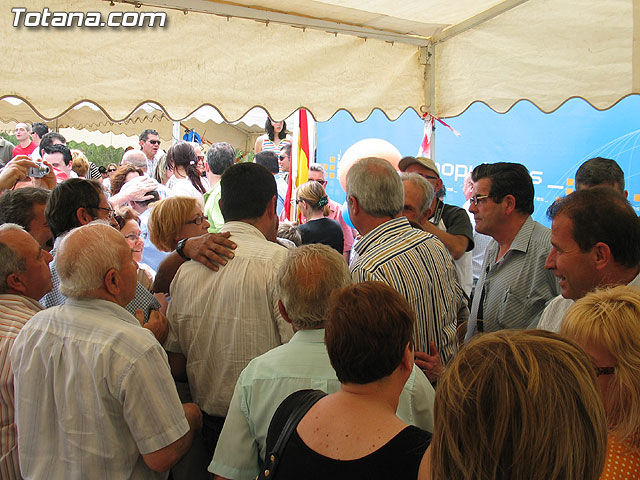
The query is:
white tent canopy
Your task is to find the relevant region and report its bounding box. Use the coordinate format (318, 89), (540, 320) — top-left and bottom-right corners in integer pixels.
(3, 0), (638, 122)
(0, 98), (291, 150)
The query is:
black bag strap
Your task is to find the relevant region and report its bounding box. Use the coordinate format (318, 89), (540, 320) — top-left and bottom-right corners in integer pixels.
(258, 389), (327, 479)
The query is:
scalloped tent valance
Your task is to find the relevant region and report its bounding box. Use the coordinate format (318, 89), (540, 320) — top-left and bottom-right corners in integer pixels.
(2, 0), (638, 122)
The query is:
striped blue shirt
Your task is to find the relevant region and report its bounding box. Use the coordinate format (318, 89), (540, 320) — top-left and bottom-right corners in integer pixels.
(351, 217), (464, 364)
(467, 216), (560, 338)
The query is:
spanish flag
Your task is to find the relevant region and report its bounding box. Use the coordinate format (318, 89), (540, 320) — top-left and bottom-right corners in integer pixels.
(283, 108), (316, 221)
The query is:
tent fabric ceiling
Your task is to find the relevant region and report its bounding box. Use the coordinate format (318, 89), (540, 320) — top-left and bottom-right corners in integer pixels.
(0, 99), (275, 150)
(2, 0), (637, 122)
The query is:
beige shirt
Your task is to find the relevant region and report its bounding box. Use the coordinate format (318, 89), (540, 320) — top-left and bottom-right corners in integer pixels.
(166, 221), (292, 417)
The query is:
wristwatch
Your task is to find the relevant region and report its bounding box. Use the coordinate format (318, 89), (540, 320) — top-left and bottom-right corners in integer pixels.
(176, 238), (191, 261)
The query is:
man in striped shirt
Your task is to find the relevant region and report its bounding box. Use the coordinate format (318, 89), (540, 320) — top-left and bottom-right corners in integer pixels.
(0, 224), (53, 480)
(347, 158), (465, 381)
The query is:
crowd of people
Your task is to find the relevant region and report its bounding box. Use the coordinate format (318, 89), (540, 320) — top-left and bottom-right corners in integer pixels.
(0, 119), (638, 480)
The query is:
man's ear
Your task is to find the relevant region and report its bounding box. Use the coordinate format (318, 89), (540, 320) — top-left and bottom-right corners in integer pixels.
(75, 207), (94, 226)
(6, 272), (27, 296)
(400, 342), (414, 372)
(103, 268), (120, 297)
(348, 195), (359, 217)
(593, 242), (613, 270)
(266, 195), (277, 216)
(278, 299), (292, 325)
(502, 194), (517, 215)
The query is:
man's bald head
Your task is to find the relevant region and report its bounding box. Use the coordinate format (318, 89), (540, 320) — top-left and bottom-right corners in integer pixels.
(121, 150), (148, 172)
(57, 223), (135, 305)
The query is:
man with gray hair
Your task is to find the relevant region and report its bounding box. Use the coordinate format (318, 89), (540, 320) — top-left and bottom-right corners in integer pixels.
(10, 223), (202, 479)
(203, 142), (236, 233)
(0, 224), (53, 480)
(210, 244), (435, 480)
(121, 148), (150, 174)
(399, 172), (435, 226)
(348, 158), (464, 380)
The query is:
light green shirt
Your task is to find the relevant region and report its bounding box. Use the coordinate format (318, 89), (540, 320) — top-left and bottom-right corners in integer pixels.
(209, 328), (435, 480)
(203, 182), (224, 233)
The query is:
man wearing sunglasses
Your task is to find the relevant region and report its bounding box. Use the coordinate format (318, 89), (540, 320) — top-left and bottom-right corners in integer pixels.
(465, 163), (559, 340)
(139, 129), (161, 172)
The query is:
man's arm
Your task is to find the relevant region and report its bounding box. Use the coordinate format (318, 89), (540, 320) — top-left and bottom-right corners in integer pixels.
(153, 232), (236, 294)
(421, 221), (469, 260)
(142, 403), (202, 472)
(0, 156), (56, 192)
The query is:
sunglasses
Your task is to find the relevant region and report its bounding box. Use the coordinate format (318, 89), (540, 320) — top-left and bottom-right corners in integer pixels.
(148, 140), (161, 145)
(107, 168), (117, 172)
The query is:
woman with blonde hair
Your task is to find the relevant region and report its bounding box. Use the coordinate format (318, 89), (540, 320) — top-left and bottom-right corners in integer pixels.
(148, 196), (209, 252)
(425, 329), (607, 480)
(561, 285), (640, 479)
(71, 150), (89, 178)
(296, 181), (344, 257)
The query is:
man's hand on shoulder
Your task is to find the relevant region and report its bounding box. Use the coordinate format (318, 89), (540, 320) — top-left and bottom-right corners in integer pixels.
(184, 231), (237, 272)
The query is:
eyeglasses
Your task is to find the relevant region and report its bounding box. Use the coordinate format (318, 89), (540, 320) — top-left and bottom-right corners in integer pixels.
(296, 199), (306, 205)
(312, 179), (327, 187)
(185, 214), (208, 225)
(470, 194), (492, 206)
(278, 155), (289, 161)
(93, 206), (116, 219)
(148, 140), (161, 145)
(107, 168), (117, 172)
(124, 232), (147, 241)
(594, 366), (616, 376)
(196, 155), (205, 161)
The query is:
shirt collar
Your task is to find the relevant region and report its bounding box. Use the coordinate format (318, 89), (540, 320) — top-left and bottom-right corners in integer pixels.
(221, 221), (267, 240)
(354, 217), (410, 256)
(0, 293), (44, 312)
(65, 297), (141, 328)
(509, 215), (535, 253)
(289, 328), (325, 344)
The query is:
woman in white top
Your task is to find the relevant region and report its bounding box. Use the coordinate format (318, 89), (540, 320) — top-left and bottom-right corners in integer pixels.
(165, 141), (207, 201)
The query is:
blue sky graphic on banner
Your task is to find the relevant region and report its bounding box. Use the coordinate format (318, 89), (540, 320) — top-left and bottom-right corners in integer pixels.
(316, 96), (640, 227)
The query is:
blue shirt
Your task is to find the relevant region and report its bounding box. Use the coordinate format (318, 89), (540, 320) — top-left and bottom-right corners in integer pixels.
(209, 328), (435, 480)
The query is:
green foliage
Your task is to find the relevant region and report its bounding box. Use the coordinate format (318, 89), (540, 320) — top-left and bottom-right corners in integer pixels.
(235, 149), (254, 163)
(0, 132), (124, 166)
(66, 141), (124, 167)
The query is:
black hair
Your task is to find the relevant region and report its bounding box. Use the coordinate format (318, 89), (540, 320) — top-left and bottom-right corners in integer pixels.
(38, 131), (66, 158)
(45, 178), (104, 239)
(264, 118), (287, 142)
(254, 150), (279, 174)
(575, 157), (625, 192)
(31, 122), (49, 138)
(547, 187), (640, 268)
(472, 162), (534, 215)
(139, 129), (159, 143)
(43, 143), (72, 166)
(165, 142), (206, 194)
(220, 162), (276, 221)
